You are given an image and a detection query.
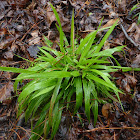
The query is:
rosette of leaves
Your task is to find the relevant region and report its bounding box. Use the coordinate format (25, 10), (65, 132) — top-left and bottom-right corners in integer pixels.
(0, 3), (140, 140)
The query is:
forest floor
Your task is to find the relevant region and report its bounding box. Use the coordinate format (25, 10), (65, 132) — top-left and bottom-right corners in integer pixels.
(0, 0), (140, 140)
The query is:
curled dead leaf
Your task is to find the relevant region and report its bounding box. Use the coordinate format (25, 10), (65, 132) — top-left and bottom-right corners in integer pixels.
(102, 103), (112, 118)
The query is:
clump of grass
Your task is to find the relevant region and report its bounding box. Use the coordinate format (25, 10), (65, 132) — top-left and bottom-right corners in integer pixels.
(0, 3), (140, 140)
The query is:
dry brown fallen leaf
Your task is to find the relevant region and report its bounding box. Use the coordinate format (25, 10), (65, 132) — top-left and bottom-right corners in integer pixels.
(115, 72), (137, 93)
(127, 23), (140, 46)
(0, 37), (15, 50)
(118, 0), (126, 13)
(28, 30), (41, 45)
(122, 73), (137, 93)
(101, 19), (119, 29)
(0, 81), (14, 104)
(124, 73), (137, 87)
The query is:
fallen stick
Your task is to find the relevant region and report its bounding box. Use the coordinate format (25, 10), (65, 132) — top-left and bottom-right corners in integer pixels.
(119, 18), (139, 47)
(83, 126), (140, 133)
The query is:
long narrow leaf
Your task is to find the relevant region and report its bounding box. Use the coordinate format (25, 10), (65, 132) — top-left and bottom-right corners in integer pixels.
(74, 77), (83, 115)
(89, 46), (125, 58)
(76, 31), (96, 55)
(86, 73), (122, 93)
(41, 46), (61, 57)
(43, 35), (53, 47)
(95, 19), (119, 53)
(15, 71), (74, 80)
(18, 79), (56, 102)
(71, 9), (75, 55)
(51, 103), (63, 139)
(92, 100), (98, 126)
(67, 87), (75, 109)
(79, 31), (98, 62)
(83, 79), (91, 121)
(39, 47), (55, 61)
(90, 69), (113, 84)
(49, 78), (62, 125)
(32, 86), (55, 99)
(50, 3), (65, 53)
(0, 66), (35, 73)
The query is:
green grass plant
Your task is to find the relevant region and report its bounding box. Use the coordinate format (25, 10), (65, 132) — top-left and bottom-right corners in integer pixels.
(130, 2), (140, 25)
(0, 3), (140, 140)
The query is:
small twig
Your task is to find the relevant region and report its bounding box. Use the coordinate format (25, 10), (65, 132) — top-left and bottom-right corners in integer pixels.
(20, 20), (43, 42)
(13, 113), (25, 140)
(75, 0), (91, 18)
(10, 128), (21, 140)
(114, 131), (116, 140)
(11, 126), (45, 140)
(103, 1), (138, 47)
(83, 126), (140, 133)
(119, 19), (139, 47)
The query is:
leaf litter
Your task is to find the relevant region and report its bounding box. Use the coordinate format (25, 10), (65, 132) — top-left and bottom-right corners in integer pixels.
(0, 0), (140, 139)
